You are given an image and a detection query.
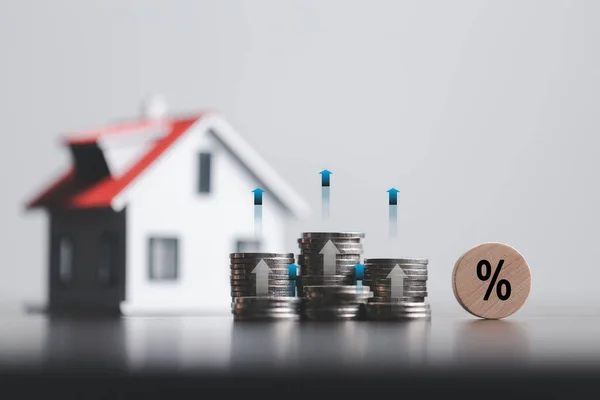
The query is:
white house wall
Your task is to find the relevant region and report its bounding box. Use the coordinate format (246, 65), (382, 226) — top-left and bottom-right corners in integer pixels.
(120, 118), (288, 314)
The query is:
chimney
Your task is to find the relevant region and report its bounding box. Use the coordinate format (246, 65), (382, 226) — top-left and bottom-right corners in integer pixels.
(140, 94), (168, 120)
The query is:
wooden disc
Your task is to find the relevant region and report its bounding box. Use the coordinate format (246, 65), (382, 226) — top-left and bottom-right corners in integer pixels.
(452, 242), (531, 319)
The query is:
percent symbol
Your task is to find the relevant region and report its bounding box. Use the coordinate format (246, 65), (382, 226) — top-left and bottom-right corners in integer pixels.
(476, 259), (511, 301)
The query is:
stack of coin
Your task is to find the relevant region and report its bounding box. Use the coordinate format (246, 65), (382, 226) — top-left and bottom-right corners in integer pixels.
(230, 253), (299, 320)
(362, 258), (431, 320)
(297, 232), (364, 292)
(229, 253), (295, 298)
(231, 297), (302, 321)
(301, 285), (373, 320)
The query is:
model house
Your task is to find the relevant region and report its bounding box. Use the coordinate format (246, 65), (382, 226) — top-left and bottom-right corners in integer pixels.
(26, 96), (309, 315)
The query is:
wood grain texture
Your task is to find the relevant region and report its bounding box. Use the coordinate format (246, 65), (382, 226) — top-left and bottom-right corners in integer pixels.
(452, 242), (531, 319)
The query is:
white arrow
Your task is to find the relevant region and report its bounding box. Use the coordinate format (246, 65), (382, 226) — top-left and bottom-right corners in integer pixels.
(386, 264), (408, 299)
(252, 259), (272, 296)
(319, 240), (340, 275)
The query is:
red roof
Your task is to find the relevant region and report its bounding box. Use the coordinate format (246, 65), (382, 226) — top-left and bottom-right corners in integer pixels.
(26, 114), (205, 209)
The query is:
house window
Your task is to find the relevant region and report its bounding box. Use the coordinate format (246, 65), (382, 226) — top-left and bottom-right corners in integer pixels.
(236, 239), (261, 253)
(57, 235), (73, 283)
(198, 152), (212, 193)
(98, 232), (118, 285)
(148, 237), (178, 281)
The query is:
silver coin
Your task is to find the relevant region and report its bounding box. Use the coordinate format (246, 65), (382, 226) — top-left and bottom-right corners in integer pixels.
(231, 291), (294, 297)
(229, 271), (291, 280)
(367, 280), (427, 286)
(302, 315), (359, 321)
(366, 310), (432, 316)
(367, 300), (430, 306)
(233, 310), (301, 315)
(230, 252), (295, 258)
(365, 301), (430, 307)
(230, 260), (294, 266)
(233, 314), (300, 321)
(302, 309), (361, 315)
(370, 287), (428, 294)
(230, 284), (293, 290)
(371, 283), (428, 290)
(298, 242), (363, 250)
(363, 266), (428, 272)
(368, 296), (426, 302)
(363, 258), (428, 265)
(230, 277), (292, 282)
(363, 271), (428, 278)
(230, 267), (292, 273)
(298, 279), (354, 286)
(302, 292), (373, 300)
(230, 276), (293, 282)
(364, 309), (431, 317)
(301, 232), (365, 238)
(363, 280), (428, 286)
(364, 313), (431, 321)
(297, 253), (360, 261)
(300, 270), (356, 277)
(371, 284), (428, 290)
(364, 268), (427, 274)
(298, 238), (362, 245)
(363, 265), (428, 271)
(300, 263), (359, 269)
(300, 264), (358, 270)
(300, 264), (360, 270)
(231, 293), (295, 298)
(298, 254), (361, 262)
(230, 266), (294, 271)
(230, 274), (290, 280)
(298, 241), (363, 247)
(231, 306), (301, 313)
(230, 261), (294, 267)
(230, 258), (294, 263)
(233, 306), (300, 311)
(298, 274), (350, 279)
(300, 270), (356, 276)
(373, 290), (428, 296)
(297, 279), (354, 284)
(303, 307), (362, 315)
(298, 274), (354, 279)
(233, 296), (300, 303)
(303, 285), (369, 294)
(230, 286), (294, 292)
(370, 289), (428, 296)
(302, 311), (361, 320)
(232, 308), (300, 314)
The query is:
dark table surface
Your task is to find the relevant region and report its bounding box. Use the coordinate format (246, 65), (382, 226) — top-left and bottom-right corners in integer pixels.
(1, 305), (600, 398)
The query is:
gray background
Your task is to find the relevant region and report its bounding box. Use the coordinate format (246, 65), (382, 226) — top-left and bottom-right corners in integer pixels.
(1, 0), (598, 315)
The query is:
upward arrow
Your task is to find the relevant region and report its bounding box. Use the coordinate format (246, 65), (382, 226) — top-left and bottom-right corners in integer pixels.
(287, 263), (299, 280)
(319, 240), (340, 275)
(252, 188), (265, 205)
(319, 170), (332, 187)
(251, 259), (272, 296)
(387, 188), (399, 205)
(354, 263), (365, 281)
(386, 264), (407, 298)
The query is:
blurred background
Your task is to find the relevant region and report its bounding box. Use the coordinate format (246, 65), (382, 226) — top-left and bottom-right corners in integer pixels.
(1, 0), (599, 316)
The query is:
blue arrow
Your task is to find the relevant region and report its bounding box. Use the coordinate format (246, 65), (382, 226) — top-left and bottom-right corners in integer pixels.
(287, 263), (299, 296)
(387, 188), (399, 237)
(287, 263), (299, 280)
(354, 263), (364, 281)
(319, 170), (332, 187)
(387, 188), (399, 205)
(252, 188), (265, 205)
